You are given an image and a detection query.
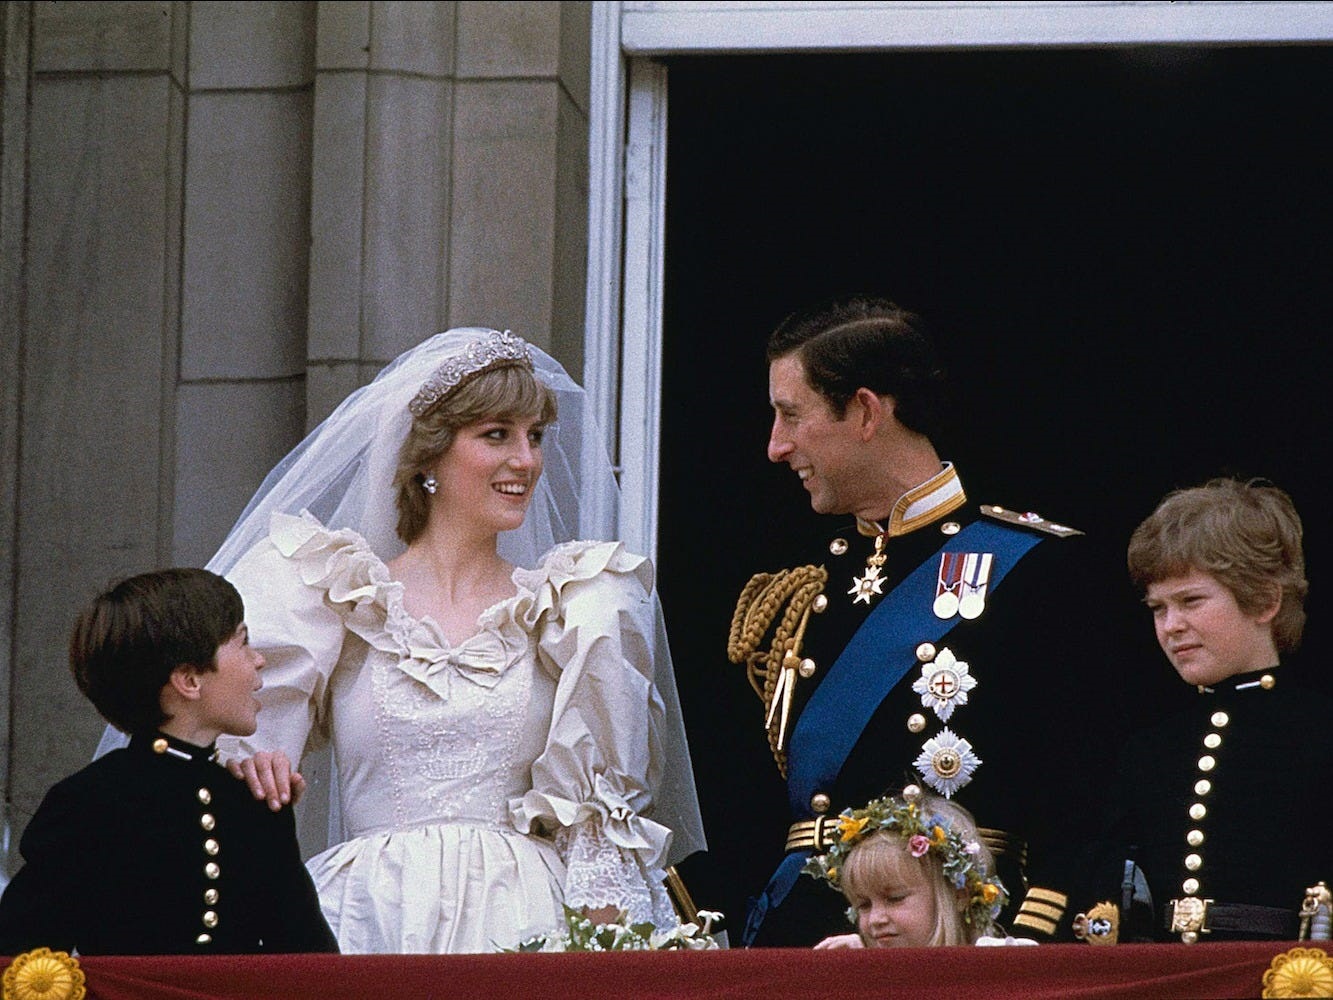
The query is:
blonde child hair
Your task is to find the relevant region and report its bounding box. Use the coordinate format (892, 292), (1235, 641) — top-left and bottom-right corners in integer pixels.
(804, 787), (1006, 946)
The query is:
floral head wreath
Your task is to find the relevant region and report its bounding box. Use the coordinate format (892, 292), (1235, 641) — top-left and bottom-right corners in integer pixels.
(801, 784), (1008, 928)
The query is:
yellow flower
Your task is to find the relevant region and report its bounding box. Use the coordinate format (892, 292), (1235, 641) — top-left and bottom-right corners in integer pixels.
(930, 825), (947, 846)
(981, 883), (1001, 905)
(827, 867), (838, 882)
(838, 816), (870, 842)
(1262, 947), (1333, 998)
(2, 948), (86, 1000)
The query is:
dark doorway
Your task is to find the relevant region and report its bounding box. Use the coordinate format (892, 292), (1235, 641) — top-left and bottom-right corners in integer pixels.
(657, 47), (1333, 933)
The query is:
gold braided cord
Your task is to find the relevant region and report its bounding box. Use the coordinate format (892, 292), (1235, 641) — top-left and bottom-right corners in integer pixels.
(727, 565), (828, 776)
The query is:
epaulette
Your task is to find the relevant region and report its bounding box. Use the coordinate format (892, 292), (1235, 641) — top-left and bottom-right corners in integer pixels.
(979, 505), (1084, 538)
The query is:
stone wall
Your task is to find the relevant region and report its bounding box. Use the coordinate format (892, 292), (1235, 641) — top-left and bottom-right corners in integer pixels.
(0, 0), (591, 873)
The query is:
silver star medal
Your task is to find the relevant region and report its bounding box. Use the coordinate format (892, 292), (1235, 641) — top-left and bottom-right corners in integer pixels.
(914, 727), (982, 798)
(849, 533), (888, 605)
(910, 647), (977, 722)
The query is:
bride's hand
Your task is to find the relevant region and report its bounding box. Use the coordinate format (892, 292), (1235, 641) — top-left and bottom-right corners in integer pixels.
(226, 750), (306, 811)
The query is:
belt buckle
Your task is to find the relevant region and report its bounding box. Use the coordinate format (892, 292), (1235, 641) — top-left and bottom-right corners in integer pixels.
(812, 815), (830, 851)
(1168, 897), (1212, 936)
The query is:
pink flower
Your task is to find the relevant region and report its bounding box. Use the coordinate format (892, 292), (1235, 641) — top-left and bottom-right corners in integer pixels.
(908, 834), (930, 858)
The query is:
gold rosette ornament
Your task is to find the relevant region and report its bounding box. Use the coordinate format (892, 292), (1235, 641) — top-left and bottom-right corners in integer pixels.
(2, 948), (85, 1000)
(1263, 946), (1333, 998)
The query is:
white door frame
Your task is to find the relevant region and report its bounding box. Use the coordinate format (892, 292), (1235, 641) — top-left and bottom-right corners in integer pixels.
(586, 0), (1333, 561)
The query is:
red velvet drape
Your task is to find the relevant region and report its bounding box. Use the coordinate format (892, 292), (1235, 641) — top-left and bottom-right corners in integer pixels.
(16, 941), (1320, 1000)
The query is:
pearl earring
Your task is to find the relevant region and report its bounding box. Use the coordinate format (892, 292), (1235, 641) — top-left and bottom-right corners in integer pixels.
(422, 473), (438, 495)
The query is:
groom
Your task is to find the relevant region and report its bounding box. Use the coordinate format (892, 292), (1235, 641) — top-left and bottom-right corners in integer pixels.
(732, 295), (1114, 946)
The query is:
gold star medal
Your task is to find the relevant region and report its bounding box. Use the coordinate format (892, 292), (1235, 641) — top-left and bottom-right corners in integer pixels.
(849, 533), (888, 605)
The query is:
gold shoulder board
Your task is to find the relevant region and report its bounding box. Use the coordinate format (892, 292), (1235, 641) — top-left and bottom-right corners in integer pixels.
(979, 504), (1084, 538)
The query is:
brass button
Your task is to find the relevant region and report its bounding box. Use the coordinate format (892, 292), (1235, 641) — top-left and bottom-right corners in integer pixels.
(1181, 930), (1199, 944)
(152, 738), (169, 754)
(200, 813), (216, 831)
(1194, 779), (1212, 796)
(204, 888), (219, 905)
(197, 788), (212, 805)
(829, 538), (848, 556)
(204, 839), (220, 856)
(1189, 803), (1207, 821)
(907, 713), (926, 733)
(196, 933), (213, 945)
(1210, 711), (1229, 728)
(1183, 878), (1200, 895)
(1197, 755), (1215, 772)
(798, 658), (817, 678)
(941, 521), (961, 536)
(1261, 674), (1276, 690)
(205, 862), (220, 880)
(202, 910), (219, 929)
(1184, 853), (1202, 871)
(812, 594), (829, 613)
(1187, 830), (1204, 847)
(1203, 733), (1221, 749)
(810, 793), (831, 814)
(915, 642), (937, 663)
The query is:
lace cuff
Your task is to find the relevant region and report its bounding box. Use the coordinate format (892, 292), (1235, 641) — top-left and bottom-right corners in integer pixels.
(556, 819), (677, 929)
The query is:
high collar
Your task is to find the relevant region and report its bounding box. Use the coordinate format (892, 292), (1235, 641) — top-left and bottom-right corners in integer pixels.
(1196, 666), (1281, 698)
(130, 730), (219, 764)
(856, 462), (966, 538)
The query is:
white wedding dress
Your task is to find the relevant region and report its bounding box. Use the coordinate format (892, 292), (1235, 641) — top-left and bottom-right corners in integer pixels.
(217, 511), (676, 954)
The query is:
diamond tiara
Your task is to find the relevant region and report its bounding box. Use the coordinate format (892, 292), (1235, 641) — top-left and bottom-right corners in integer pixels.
(407, 330), (534, 417)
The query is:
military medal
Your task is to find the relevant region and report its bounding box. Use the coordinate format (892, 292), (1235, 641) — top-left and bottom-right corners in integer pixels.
(910, 647), (977, 722)
(958, 552), (993, 620)
(914, 727), (982, 798)
(849, 533), (888, 605)
(933, 552), (963, 619)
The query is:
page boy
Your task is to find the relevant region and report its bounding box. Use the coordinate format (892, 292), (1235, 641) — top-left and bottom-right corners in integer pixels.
(1075, 478), (1333, 943)
(0, 568), (338, 955)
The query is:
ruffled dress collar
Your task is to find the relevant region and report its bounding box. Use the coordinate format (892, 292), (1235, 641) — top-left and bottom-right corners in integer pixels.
(268, 511), (538, 702)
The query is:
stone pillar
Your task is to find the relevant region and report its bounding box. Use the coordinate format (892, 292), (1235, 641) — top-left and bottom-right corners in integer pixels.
(171, 2), (315, 567)
(450, 1), (590, 368)
(306, 0), (591, 425)
(0, 0), (33, 883)
(6, 0), (190, 864)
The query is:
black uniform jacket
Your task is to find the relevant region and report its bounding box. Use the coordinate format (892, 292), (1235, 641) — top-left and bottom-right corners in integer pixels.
(1093, 665), (1333, 941)
(735, 467), (1114, 946)
(0, 732), (338, 955)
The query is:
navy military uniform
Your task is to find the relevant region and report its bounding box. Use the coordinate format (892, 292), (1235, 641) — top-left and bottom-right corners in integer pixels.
(0, 732), (338, 955)
(1082, 666), (1333, 943)
(731, 464), (1109, 946)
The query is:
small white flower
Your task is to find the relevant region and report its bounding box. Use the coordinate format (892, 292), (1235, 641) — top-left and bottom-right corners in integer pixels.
(910, 647), (977, 722)
(914, 727), (982, 798)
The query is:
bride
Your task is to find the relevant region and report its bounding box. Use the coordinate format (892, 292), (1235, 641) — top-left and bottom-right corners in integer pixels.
(163, 328), (702, 953)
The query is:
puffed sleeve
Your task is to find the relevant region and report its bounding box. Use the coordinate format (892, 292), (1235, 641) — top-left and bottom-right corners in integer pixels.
(507, 541), (676, 924)
(216, 511), (354, 768)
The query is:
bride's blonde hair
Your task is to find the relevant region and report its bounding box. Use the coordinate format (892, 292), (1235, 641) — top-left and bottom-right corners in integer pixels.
(393, 364), (556, 543)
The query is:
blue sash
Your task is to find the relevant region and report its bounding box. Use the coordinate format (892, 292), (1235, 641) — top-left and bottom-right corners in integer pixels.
(742, 519), (1044, 945)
